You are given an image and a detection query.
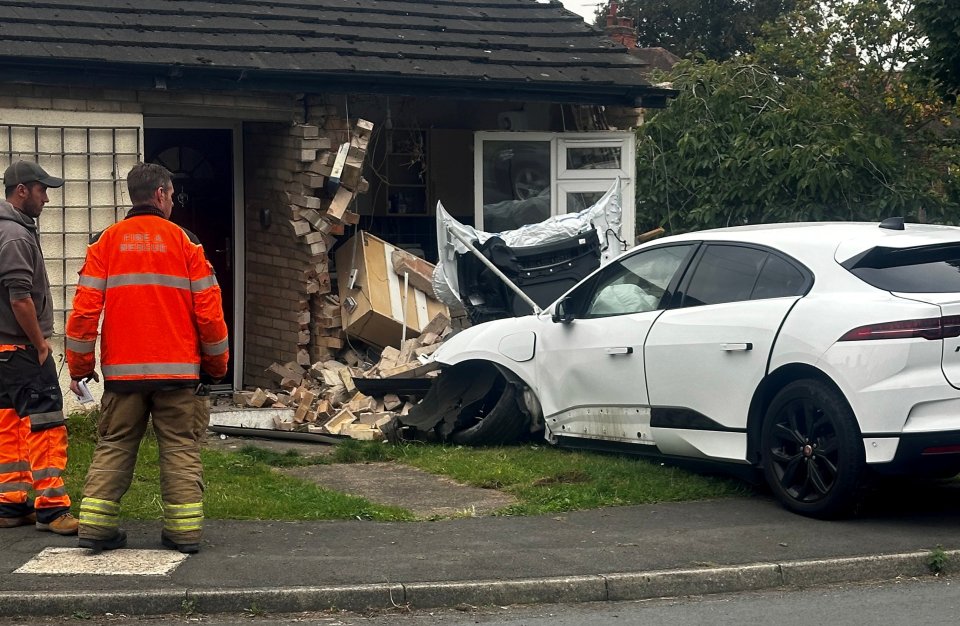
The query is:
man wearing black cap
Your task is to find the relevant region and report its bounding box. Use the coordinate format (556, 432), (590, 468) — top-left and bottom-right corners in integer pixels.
(0, 160), (78, 535)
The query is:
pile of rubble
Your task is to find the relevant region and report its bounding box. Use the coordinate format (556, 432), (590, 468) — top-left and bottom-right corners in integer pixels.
(228, 113), (461, 442)
(233, 310), (453, 441)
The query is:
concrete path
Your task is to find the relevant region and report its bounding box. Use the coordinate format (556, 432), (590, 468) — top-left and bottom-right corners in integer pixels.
(279, 462), (517, 518)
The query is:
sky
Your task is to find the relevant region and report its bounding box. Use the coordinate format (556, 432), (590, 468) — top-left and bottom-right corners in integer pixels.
(558, 0), (603, 22)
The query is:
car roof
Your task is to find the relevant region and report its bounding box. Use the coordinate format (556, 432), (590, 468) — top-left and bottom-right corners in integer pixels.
(652, 222), (960, 265)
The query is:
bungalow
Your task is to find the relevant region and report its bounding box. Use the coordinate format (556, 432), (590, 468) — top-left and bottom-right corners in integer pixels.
(0, 0), (674, 399)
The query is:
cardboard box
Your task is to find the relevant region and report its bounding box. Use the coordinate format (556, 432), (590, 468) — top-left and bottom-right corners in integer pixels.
(336, 231), (448, 349)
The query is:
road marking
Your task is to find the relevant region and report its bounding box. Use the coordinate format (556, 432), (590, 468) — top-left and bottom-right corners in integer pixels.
(15, 548), (188, 575)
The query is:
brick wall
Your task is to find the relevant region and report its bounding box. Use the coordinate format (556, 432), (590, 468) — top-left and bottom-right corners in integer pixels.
(241, 109), (374, 389)
(243, 122), (313, 387)
(0, 83), (294, 121)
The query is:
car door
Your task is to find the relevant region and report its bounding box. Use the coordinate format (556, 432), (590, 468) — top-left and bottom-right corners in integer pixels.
(536, 243), (697, 444)
(644, 244), (810, 462)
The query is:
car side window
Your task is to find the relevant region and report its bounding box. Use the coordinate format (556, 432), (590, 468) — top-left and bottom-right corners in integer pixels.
(581, 245), (694, 318)
(752, 254), (807, 299)
(682, 245), (767, 307)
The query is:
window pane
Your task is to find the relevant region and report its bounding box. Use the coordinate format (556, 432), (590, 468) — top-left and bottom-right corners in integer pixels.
(565, 146), (621, 171)
(482, 141), (550, 231)
(565, 191), (605, 214)
(583, 245), (693, 317)
(752, 255), (806, 299)
(482, 141), (550, 204)
(683, 246), (768, 307)
(848, 244), (960, 293)
(567, 146), (620, 170)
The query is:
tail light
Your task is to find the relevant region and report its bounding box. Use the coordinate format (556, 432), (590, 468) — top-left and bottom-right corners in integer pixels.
(922, 444), (960, 455)
(839, 316), (960, 341)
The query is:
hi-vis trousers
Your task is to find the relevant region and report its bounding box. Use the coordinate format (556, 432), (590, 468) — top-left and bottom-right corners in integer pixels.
(0, 345), (70, 524)
(79, 387), (209, 543)
(0, 410), (71, 522)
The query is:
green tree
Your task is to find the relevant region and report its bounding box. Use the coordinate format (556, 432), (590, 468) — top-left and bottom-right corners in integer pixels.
(601, 0), (795, 60)
(635, 0), (960, 232)
(912, 0), (960, 99)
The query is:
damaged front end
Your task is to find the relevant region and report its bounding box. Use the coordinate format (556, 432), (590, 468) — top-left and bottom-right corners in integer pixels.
(385, 361), (537, 446)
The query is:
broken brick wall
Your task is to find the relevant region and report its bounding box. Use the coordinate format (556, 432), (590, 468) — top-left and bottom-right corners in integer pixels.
(242, 122), (319, 388)
(241, 103), (372, 389)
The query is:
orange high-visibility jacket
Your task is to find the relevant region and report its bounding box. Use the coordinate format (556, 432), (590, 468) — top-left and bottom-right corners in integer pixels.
(66, 206), (228, 390)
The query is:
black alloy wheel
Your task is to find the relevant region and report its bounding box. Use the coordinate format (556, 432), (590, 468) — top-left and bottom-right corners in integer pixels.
(761, 379), (866, 518)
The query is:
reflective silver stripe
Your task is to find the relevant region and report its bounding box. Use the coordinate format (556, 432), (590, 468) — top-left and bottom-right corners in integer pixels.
(201, 338), (229, 356)
(164, 501), (204, 532)
(78, 275), (106, 290)
(164, 502), (204, 516)
(31, 467), (62, 480)
(0, 482), (31, 493)
(38, 486), (67, 497)
(0, 461), (30, 474)
(81, 497), (120, 515)
(102, 363), (200, 377)
(106, 273), (191, 290)
(65, 337), (96, 353)
(79, 512), (119, 529)
(191, 275), (218, 291)
(28, 411), (64, 426)
(164, 518), (203, 532)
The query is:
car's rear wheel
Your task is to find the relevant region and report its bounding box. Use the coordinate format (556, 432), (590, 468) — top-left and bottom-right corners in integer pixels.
(761, 379), (866, 518)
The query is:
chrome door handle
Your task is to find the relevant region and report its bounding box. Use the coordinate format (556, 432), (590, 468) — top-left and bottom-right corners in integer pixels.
(721, 343), (753, 351)
(605, 347), (634, 355)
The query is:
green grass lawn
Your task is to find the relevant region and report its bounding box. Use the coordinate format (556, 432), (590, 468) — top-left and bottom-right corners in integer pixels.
(63, 411), (752, 521)
(334, 439), (753, 516)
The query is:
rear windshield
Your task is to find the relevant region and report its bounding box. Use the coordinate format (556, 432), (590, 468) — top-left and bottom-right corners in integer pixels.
(846, 244), (960, 293)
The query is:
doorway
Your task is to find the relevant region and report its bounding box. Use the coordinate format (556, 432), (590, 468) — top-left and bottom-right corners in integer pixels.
(144, 128), (236, 387)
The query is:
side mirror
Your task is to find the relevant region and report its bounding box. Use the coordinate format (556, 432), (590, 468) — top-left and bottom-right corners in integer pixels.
(551, 297), (576, 324)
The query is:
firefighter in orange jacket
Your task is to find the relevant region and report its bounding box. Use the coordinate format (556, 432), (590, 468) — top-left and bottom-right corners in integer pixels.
(66, 162), (228, 554)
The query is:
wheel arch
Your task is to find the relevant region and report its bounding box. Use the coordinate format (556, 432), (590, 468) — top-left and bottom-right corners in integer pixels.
(443, 357), (541, 412)
(443, 357), (535, 391)
(746, 363), (860, 465)
(434, 358), (541, 445)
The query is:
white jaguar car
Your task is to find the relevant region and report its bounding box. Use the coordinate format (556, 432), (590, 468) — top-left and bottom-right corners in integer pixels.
(402, 219), (960, 518)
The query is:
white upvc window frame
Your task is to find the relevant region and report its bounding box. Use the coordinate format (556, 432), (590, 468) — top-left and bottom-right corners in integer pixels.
(474, 131), (635, 241)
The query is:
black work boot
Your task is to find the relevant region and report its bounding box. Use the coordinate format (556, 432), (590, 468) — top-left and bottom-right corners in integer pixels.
(160, 532), (200, 554)
(78, 529), (127, 554)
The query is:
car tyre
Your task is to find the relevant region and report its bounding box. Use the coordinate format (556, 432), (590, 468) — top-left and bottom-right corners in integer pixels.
(449, 375), (528, 446)
(761, 379), (866, 519)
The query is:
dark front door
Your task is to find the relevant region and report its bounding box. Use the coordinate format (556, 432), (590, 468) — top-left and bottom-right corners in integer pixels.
(145, 128), (235, 387)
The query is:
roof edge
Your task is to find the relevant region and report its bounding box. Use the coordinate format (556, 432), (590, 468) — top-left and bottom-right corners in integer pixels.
(0, 59), (678, 108)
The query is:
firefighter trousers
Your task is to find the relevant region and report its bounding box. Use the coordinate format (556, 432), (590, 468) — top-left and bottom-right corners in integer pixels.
(79, 387), (209, 543)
